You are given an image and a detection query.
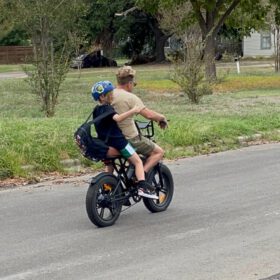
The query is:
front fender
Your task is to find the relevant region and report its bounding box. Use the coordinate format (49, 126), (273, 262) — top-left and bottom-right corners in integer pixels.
(90, 172), (117, 186)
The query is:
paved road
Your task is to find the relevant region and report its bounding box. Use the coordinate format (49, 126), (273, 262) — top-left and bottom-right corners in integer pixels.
(0, 72), (27, 79)
(0, 144), (280, 280)
(0, 61), (275, 80)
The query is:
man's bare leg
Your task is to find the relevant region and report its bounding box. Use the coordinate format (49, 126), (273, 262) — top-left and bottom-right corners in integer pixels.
(143, 144), (164, 173)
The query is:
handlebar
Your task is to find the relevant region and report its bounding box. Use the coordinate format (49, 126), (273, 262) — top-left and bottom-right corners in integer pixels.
(135, 119), (169, 139)
(135, 120), (155, 139)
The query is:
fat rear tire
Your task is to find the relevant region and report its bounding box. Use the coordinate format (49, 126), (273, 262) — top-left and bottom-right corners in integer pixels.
(143, 164), (174, 213)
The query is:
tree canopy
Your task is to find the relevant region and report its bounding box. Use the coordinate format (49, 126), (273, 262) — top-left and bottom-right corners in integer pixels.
(0, 0), (275, 75)
(137, 0), (269, 79)
(3, 0), (89, 117)
(82, 0), (168, 62)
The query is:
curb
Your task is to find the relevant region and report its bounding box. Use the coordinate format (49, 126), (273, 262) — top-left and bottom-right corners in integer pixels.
(19, 131), (280, 173)
(237, 133), (263, 145)
(60, 159), (82, 173)
(237, 130), (280, 146)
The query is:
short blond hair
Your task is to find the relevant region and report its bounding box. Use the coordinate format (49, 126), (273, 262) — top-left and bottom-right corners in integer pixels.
(116, 66), (136, 85)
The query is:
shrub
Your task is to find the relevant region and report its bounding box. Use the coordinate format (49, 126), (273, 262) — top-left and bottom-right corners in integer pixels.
(170, 27), (212, 104)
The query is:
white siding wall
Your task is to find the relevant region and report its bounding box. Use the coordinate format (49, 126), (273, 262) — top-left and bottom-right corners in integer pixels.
(243, 31), (274, 57)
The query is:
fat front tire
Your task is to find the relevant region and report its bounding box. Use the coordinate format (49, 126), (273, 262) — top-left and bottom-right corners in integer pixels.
(143, 164), (174, 213)
(86, 175), (122, 227)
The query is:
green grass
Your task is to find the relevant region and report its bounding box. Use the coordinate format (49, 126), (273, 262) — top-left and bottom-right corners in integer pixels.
(0, 64), (28, 73)
(0, 65), (280, 179)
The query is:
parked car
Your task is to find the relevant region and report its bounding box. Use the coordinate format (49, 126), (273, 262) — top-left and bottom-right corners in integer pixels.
(70, 52), (117, 68)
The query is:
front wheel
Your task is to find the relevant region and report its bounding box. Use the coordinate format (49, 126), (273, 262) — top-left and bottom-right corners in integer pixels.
(86, 174), (122, 227)
(143, 164), (174, 213)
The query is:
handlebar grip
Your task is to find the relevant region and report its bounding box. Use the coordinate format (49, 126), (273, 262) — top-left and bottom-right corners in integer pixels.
(159, 119), (168, 128)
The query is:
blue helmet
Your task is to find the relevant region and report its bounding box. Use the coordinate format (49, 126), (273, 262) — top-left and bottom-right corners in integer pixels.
(91, 81), (115, 101)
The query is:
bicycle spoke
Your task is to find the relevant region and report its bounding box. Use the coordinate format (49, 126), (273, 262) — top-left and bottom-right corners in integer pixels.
(151, 172), (169, 204)
(100, 207), (105, 218)
(160, 188), (168, 194)
(86, 170), (126, 227)
(109, 207), (115, 217)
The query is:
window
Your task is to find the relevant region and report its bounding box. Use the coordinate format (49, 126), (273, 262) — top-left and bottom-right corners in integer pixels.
(165, 38), (171, 48)
(260, 32), (271, 50)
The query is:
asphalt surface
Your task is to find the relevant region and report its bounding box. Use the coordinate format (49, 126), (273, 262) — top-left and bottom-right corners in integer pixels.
(0, 143), (280, 280)
(0, 72), (27, 79)
(0, 60), (275, 80)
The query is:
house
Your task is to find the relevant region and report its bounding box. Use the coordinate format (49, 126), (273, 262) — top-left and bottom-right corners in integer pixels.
(164, 30), (275, 59)
(164, 35), (243, 59)
(243, 31), (274, 57)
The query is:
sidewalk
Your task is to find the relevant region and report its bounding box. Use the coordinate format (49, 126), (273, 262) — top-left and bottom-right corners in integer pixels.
(0, 72), (27, 79)
(0, 60), (277, 80)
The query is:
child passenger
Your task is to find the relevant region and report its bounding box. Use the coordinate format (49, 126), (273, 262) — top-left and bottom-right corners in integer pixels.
(91, 80), (158, 199)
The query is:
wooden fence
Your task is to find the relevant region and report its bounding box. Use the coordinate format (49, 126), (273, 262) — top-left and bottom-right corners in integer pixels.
(0, 46), (33, 64)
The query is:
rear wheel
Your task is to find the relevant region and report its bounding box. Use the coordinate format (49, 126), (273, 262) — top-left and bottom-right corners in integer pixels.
(143, 164), (174, 213)
(86, 175), (122, 227)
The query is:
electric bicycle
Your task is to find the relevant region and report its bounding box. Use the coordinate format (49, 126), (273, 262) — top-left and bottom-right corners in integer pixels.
(85, 121), (174, 227)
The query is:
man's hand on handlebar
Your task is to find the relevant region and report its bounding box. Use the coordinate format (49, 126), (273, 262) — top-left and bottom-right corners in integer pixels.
(158, 119), (168, 129)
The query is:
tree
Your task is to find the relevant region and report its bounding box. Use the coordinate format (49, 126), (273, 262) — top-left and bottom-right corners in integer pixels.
(117, 12), (157, 61)
(0, 0), (32, 45)
(131, 0), (171, 61)
(7, 0), (88, 117)
(171, 25), (213, 103)
(117, 11), (169, 62)
(84, 0), (169, 62)
(269, 0), (280, 71)
(84, 0), (126, 53)
(0, 0), (14, 40)
(148, 16), (170, 62)
(138, 0), (268, 80)
(0, 29), (29, 46)
(190, 0), (241, 80)
(158, 2), (212, 103)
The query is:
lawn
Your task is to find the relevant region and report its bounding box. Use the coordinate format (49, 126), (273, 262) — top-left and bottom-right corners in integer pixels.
(0, 64), (28, 73)
(0, 63), (280, 179)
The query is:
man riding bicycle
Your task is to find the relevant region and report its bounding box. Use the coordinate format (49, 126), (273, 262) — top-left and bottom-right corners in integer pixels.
(112, 66), (168, 174)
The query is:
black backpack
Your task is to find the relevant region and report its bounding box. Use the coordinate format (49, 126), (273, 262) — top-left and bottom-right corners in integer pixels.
(74, 111), (112, 162)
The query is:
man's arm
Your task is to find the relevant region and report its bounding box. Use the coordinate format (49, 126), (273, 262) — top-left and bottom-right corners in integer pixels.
(139, 108), (167, 128)
(139, 108), (164, 121)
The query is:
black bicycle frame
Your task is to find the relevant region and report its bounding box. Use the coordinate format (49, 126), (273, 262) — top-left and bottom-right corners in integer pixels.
(102, 120), (160, 202)
(103, 157), (134, 203)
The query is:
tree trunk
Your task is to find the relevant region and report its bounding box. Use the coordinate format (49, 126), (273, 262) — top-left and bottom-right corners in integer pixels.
(190, 0), (241, 81)
(154, 32), (169, 62)
(204, 34), (217, 81)
(274, 27), (280, 72)
(149, 18), (169, 62)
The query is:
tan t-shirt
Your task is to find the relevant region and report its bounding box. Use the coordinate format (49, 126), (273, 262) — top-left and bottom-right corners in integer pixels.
(112, 88), (146, 139)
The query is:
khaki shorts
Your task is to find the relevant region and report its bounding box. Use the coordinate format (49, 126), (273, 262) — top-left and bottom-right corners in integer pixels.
(128, 135), (155, 156)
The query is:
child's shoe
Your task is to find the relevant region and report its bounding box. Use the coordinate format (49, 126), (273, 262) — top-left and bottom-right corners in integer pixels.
(137, 181), (158, 199)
